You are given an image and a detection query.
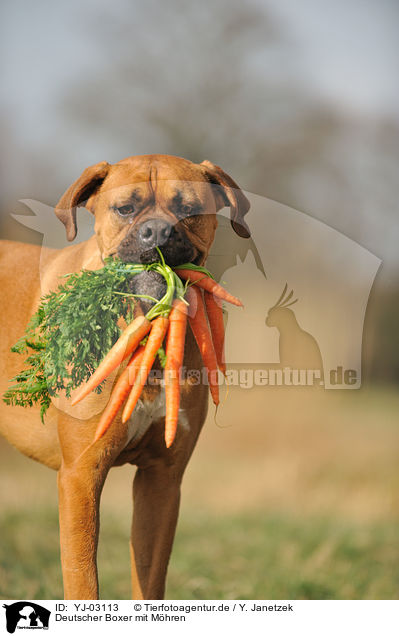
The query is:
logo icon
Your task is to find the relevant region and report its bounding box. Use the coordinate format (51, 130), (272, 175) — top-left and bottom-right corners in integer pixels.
(2, 602), (50, 633)
(266, 284), (323, 371)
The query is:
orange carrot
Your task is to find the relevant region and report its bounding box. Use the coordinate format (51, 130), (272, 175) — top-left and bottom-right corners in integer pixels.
(186, 286), (219, 405)
(122, 315), (169, 423)
(93, 345), (145, 442)
(204, 291), (226, 376)
(175, 269), (243, 307)
(71, 315), (151, 406)
(164, 299), (188, 448)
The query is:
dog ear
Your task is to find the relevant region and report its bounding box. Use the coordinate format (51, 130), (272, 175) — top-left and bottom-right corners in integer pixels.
(54, 161), (110, 241)
(200, 160), (250, 238)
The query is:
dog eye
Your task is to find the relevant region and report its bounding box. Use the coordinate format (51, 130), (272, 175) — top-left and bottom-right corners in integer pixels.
(116, 205), (134, 217)
(180, 204), (192, 215)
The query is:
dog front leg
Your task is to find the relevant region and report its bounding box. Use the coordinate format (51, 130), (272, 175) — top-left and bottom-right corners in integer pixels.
(130, 462), (182, 599)
(57, 461), (106, 599)
(56, 407), (130, 599)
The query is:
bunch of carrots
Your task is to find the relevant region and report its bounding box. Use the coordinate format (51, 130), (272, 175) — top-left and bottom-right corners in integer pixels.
(71, 260), (242, 448)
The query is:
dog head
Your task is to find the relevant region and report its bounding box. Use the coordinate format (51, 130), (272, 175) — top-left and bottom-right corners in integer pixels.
(54, 154), (251, 267)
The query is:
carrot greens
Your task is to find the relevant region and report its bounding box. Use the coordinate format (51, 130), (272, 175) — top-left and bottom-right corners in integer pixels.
(3, 252), (241, 445)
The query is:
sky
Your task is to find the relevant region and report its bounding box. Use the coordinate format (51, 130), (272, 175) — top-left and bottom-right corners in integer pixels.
(266, 0), (399, 118)
(1, 0), (398, 153)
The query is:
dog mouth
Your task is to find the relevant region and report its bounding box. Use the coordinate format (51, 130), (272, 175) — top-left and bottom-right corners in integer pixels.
(130, 247), (201, 267)
(128, 269), (168, 314)
(116, 224), (201, 268)
(113, 224), (203, 312)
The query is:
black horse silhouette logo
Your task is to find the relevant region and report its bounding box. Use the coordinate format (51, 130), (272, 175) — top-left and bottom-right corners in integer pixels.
(2, 602), (50, 633)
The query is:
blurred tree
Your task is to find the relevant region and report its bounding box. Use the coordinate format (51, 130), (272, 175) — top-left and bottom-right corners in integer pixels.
(58, 0), (399, 269)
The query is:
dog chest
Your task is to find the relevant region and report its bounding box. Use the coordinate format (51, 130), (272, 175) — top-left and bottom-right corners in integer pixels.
(124, 387), (189, 446)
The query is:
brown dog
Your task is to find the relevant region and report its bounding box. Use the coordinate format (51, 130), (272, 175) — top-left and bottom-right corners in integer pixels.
(0, 154), (250, 599)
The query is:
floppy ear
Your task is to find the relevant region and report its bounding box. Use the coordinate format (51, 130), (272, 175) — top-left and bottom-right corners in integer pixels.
(54, 161), (110, 241)
(200, 160), (251, 238)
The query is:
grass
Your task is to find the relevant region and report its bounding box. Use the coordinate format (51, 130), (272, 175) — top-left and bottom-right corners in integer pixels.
(0, 507), (398, 600)
(170, 513), (399, 600)
(0, 386), (398, 599)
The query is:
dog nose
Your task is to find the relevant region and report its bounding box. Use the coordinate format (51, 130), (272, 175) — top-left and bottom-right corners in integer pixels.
(138, 219), (172, 248)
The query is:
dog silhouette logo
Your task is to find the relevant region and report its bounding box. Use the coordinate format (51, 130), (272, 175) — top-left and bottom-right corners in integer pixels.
(2, 602), (50, 633)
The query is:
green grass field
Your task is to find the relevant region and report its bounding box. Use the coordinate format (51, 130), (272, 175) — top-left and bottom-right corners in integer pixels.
(1, 508), (398, 599)
(0, 386), (398, 599)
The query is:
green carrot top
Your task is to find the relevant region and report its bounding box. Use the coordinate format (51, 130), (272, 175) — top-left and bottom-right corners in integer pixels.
(2, 253), (213, 421)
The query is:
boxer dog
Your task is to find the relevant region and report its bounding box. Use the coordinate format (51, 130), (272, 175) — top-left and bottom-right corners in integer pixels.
(0, 154), (250, 599)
